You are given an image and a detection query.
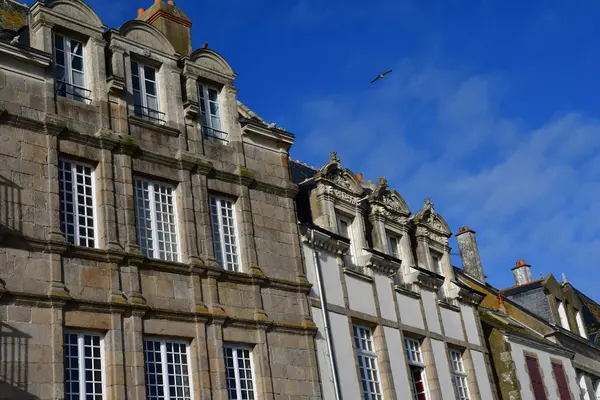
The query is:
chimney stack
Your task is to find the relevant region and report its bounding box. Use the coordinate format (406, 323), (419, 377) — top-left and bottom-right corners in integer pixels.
(455, 226), (485, 282)
(512, 259), (533, 285)
(137, 0), (192, 55)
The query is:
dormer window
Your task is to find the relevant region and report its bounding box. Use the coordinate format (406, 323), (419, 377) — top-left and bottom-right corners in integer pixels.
(54, 34), (90, 103)
(576, 310), (587, 338)
(557, 299), (569, 329)
(387, 233), (401, 259)
(131, 61), (164, 124)
(337, 214), (357, 269)
(198, 84), (227, 143)
(431, 252), (442, 275)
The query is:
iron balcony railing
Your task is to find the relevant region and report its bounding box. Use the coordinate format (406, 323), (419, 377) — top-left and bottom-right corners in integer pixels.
(133, 104), (166, 125)
(56, 81), (92, 104)
(203, 126), (229, 144)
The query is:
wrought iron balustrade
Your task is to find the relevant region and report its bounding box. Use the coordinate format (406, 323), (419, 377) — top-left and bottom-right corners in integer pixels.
(133, 104), (166, 125)
(202, 126), (229, 144)
(56, 81), (92, 104)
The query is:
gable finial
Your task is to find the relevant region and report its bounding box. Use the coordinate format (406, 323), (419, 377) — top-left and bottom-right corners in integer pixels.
(377, 177), (388, 187)
(329, 151), (340, 164)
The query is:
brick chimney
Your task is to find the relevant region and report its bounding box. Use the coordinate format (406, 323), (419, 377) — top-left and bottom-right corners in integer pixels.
(512, 259), (533, 286)
(137, 0), (192, 55)
(455, 226), (485, 282)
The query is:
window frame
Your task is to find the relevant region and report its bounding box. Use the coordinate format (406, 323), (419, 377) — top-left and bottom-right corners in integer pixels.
(59, 158), (98, 248)
(405, 337), (429, 400)
(224, 344), (258, 400)
(209, 195), (241, 272)
(198, 83), (226, 142)
(576, 310), (588, 338)
(525, 354), (548, 400)
(557, 299), (569, 329)
(134, 177), (180, 262)
(143, 337), (193, 400)
(353, 325), (383, 400)
(53, 33), (89, 103)
(386, 232), (401, 260)
(64, 330), (106, 400)
(337, 213), (357, 266)
(449, 349), (470, 400)
(131, 60), (162, 123)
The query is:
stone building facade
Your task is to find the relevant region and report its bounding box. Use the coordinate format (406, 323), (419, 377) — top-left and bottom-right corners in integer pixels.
(291, 154), (498, 400)
(0, 0), (321, 399)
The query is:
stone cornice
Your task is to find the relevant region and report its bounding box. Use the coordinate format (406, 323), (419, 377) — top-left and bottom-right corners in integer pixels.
(506, 333), (575, 358)
(406, 265), (445, 291)
(447, 279), (485, 306)
(0, 41), (53, 68)
(362, 248), (401, 275)
(129, 115), (181, 137)
(302, 228), (350, 255)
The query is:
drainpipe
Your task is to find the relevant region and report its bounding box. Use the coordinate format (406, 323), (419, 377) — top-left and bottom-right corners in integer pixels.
(311, 228), (342, 400)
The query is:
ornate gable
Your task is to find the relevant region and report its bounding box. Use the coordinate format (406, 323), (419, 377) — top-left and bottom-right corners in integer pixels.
(315, 152), (364, 196)
(412, 197), (451, 244)
(368, 177), (410, 222)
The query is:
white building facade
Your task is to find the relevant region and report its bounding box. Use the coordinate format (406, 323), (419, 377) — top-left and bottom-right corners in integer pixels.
(292, 153), (498, 400)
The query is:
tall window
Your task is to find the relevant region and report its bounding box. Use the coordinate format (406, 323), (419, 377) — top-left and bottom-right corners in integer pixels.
(430, 252), (443, 275)
(64, 331), (104, 400)
(209, 196), (240, 271)
(224, 345), (256, 400)
(59, 160), (96, 247)
(579, 373), (591, 400)
(144, 338), (192, 400)
(594, 379), (600, 400)
(387, 233), (401, 259)
(353, 325), (382, 400)
(337, 214), (357, 268)
(449, 350), (470, 400)
(525, 355), (547, 400)
(557, 300), (569, 329)
(551, 362), (571, 400)
(54, 34), (89, 102)
(198, 84), (226, 142)
(576, 311), (588, 338)
(131, 61), (162, 123)
(134, 178), (179, 261)
(405, 337), (429, 400)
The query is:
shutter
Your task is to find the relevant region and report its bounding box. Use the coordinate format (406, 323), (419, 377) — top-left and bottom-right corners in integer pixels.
(525, 356), (548, 400)
(552, 363), (572, 400)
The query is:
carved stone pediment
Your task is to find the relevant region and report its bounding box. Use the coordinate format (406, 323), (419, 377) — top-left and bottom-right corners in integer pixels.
(315, 152), (364, 195)
(412, 197), (451, 245)
(368, 177), (411, 223)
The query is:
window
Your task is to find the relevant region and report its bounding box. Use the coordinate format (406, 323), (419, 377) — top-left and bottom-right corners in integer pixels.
(59, 160), (96, 247)
(387, 234), (401, 259)
(430, 252), (443, 275)
(144, 339), (192, 400)
(353, 325), (382, 400)
(594, 379), (600, 400)
(224, 345), (256, 400)
(449, 350), (470, 400)
(337, 214), (357, 268)
(577, 311), (588, 338)
(551, 362), (571, 400)
(525, 355), (547, 400)
(131, 61), (163, 123)
(209, 196), (240, 271)
(198, 84), (226, 142)
(134, 178), (179, 261)
(405, 337), (429, 400)
(64, 331), (104, 400)
(579, 373), (591, 400)
(557, 300), (569, 329)
(54, 34), (90, 103)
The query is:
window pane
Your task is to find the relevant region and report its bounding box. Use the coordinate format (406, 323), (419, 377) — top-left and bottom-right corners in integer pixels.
(59, 160), (95, 247)
(144, 66), (156, 81)
(64, 332), (102, 400)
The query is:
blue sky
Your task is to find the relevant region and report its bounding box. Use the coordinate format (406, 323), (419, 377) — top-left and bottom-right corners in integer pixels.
(53, 0), (600, 297)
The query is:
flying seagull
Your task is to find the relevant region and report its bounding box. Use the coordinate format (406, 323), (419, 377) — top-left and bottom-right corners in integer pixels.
(371, 69), (392, 83)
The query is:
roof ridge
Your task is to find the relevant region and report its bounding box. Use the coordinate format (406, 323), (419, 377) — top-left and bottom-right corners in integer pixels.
(289, 157), (318, 171)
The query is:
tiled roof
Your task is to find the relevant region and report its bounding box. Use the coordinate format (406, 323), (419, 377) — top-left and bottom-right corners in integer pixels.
(289, 159), (317, 184)
(0, 0), (28, 31)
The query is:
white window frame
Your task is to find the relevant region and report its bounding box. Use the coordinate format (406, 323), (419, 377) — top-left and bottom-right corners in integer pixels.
(430, 251), (443, 275)
(353, 325), (383, 400)
(134, 178), (180, 262)
(209, 195), (241, 272)
(405, 337), (429, 400)
(576, 310), (588, 338)
(224, 344), (258, 400)
(198, 84), (226, 142)
(53, 33), (88, 102)
(579, 374), (591, 400)
(131, 60), (162, 122)
(594, 379), (600, 400)
(144, 337), (193, 400)
(64, 330), (105, 400)
(449, 349), (470, 400)
(386, 232), (401, 260)
(337, 214), (357, 266)
(557, 299), (569, 329)
(59, 159), (98, 248)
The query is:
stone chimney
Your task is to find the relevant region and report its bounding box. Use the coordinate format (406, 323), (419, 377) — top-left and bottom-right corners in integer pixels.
(137, 0), (192, 55)
(455, 226), (485, 282)
(512, 259), (533, 286)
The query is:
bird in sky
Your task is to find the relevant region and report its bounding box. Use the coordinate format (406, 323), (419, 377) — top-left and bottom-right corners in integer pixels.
(371, 69), (392, 83)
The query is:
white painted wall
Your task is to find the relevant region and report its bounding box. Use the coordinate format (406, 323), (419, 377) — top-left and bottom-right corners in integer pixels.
(346, 275), (376, 316)
(441, 307), (464, 341)
(422, 291), (442, 334)
(374, 274), (396, 321)
(383, 327), (411, 398)
(471, 351), (495, 400)
(396, 292), (424, 329)
(460, 304), (481, 346)
(431, 339), (455, 400)
(311, 306), (336, 400)
(303, 244), (345, 307)
(510, 340), (581, 400)
(330, 312), (362, 400)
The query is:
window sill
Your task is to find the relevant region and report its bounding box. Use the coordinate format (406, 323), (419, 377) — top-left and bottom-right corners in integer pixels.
(439, 299), (461, 312)
(129, 114), (180, 137)
(394, 284), (421, 299)
(57, 95), (95, 110)
(343, 267), (373, 282)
